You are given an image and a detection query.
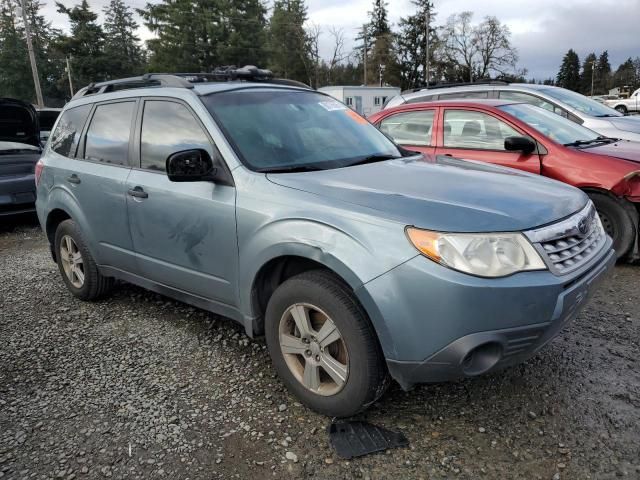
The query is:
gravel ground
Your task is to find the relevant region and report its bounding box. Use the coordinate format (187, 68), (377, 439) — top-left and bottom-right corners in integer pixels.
(1, 215), (639, 480)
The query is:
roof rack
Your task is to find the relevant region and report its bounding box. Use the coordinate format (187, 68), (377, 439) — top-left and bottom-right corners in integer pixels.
(72, 65), (310, 99)
(401, 80), (510, 95)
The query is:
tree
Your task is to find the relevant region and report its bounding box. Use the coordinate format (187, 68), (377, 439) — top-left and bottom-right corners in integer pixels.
(219, 0), (267, 66)
(580, 52), (597, 95)
(267, 0), (310, 84)
(441, 12), (518, 82)
(556, 49), (580, 91)
(595, 50), (611, 94)
(0, 0), (31, 101)
(103, 0), (145, 78)
(56, 0), (106, 89)
(365, 0), (399, 86)
(396, 0), (438, 89)
(139, 0), (226, 72)
(613, 58), (638, 90)
(473, 16), (517, 79)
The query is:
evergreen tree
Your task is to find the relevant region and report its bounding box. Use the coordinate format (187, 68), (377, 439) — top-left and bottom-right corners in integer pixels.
(556, 49), (580, 91)
(595, 50), (611, 94)
(103, 0), (145, 78)
(56, 0), (106, 89)
(220, 0), (267, 67)
(579, 52), (596, 95)
(396, 0), (437, 89)
(0, 0), (31, 101)
(613, 58), (637, 89)
(365, 0), (399, 86)
(267, 0), (310, 84)
(139, 0), (226, 72)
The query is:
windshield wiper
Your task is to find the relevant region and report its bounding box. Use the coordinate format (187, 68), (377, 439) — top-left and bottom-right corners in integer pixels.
(595, 114), (619, 118)
(345, 154), (402, 167)
(563, 137), (616, 147)
(257, 164), (324, 173)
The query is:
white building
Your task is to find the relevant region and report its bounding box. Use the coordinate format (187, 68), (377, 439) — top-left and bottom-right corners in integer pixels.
(318, 86), (401, 117)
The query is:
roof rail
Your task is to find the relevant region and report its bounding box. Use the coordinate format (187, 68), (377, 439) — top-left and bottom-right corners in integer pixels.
(72, 65), (311, 99)
(401, 79), (510, 95)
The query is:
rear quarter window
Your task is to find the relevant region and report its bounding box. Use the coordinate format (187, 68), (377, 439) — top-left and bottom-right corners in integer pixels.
(50, 105), (91, 158)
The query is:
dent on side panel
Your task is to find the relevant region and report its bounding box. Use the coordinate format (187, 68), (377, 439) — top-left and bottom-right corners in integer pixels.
(233, 173), (417, 320)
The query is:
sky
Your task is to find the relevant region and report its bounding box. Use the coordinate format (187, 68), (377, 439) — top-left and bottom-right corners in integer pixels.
(43, 0), (640, 81)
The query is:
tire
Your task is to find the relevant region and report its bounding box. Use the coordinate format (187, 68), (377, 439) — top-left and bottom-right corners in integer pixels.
(615, 105), (628, 114)
(265, 270), (388, 417)
(54, 219), (114, 300)
(589, 193), (635, 259)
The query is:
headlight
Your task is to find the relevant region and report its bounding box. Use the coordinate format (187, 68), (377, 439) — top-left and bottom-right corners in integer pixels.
(406, 227), (546, 277)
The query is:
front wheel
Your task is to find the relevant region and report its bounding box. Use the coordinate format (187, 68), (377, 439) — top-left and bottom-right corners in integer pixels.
(265, 270), (388, 417)
(589, 193), (635, 259)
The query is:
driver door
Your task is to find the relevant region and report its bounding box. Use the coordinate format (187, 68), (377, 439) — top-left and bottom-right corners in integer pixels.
(125, 98), (238, 306)
(435, 108), (541, 174)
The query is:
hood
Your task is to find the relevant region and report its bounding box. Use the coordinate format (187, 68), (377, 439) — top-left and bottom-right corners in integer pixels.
(267, 155), (587, 232)
(583, 140), (640, 163)
(609, 116), (640, 135)
(0, 98), (40, 148)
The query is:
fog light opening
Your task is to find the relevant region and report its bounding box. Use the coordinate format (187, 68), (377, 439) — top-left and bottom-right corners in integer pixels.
(461, 342), (502, 376)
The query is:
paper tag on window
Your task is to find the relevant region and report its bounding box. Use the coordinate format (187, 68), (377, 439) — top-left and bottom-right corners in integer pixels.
(318, 100), (347, 111)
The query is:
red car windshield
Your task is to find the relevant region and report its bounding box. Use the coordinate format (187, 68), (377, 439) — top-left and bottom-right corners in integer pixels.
(499, 104), (601, 145)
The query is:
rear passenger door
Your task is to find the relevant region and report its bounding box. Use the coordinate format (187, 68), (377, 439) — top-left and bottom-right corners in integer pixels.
(49, 100), (137, 269)
(377, 109), (437, 155)
(435, 108), (541, 174)
(125, 98), (238, 307)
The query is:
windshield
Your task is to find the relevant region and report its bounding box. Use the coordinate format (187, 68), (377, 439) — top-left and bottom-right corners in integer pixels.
(201, 89), (402, 171)
(539, 87), (622, 117)
(499, 103), (601, 145)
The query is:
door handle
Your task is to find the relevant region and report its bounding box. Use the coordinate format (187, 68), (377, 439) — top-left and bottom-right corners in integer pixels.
(444, 154), (453, 157)
(66, 174), (81, 184)
(128, 187), (148, 199)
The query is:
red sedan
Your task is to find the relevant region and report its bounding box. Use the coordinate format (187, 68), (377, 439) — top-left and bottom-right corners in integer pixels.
(369, 100), (640, 259)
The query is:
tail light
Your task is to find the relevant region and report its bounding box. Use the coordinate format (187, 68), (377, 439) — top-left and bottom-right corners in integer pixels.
(35, 159), (44, 187)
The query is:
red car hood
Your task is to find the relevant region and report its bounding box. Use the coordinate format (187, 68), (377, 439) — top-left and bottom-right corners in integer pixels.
(584, 140), (640, 163)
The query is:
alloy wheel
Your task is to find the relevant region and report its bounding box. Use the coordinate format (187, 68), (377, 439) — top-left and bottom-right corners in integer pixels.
(278, 303), (349, 396)
(60, 235), (85, 288)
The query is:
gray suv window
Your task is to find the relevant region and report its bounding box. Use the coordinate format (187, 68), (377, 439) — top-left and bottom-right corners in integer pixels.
(439, 91), (489, 100)
(140, 100), (211, 172)
(50, 104), (91, 158)
(84, 101), (135, 165)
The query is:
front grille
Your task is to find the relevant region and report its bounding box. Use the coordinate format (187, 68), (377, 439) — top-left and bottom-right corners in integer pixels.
(525, 202), (607, 275)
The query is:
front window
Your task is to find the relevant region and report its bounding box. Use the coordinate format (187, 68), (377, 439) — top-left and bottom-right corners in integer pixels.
(540, 87), (622, 117)
(202, 90), (402, 172)
(443, 109), (521, 150)
(499, 103), (600, 145)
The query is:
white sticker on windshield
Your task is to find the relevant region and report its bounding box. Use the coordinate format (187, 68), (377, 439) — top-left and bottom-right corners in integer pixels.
(318, 100), (347, 111)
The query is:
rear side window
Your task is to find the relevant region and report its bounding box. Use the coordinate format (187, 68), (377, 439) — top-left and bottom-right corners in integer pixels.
(379, 110), (435, 146)
(407, 94), (436, 103)
(140, 101), (212, 172)
(50, 105), (91, 158)
(84, 101), (135, 165)
(438, 91), (489, 100)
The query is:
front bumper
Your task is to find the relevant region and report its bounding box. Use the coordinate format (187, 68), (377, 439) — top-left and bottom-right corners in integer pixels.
(0, 174), (36, 216)
(356, 238), (615, 390)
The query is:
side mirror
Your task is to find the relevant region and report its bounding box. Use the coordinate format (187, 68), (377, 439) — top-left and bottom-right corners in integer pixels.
(504, 136), (536, 155)
(166, 149), (215, 182)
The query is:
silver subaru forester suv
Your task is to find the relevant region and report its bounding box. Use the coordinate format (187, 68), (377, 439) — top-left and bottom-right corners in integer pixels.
(385, 82), (640, 142)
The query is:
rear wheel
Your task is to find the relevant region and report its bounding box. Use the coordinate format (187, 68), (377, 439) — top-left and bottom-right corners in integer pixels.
(589, 193), (635, 259)
(265, 270), (388, 417)
(614, 105), (628, 114)
(54, 219), (114, 300)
